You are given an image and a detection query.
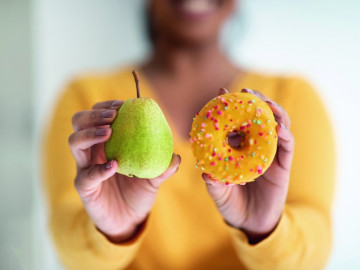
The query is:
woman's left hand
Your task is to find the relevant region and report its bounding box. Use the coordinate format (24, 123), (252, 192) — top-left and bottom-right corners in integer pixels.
(203, 88), (295, 244)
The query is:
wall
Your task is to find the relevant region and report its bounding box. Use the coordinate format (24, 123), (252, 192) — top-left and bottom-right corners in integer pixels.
(32, 1), (148, 269)
(18, 0), (360, 269)
(0, 0), (33, 269)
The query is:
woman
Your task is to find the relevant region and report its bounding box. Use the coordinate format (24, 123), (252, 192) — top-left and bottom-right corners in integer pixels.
(44, 0), (335, 269)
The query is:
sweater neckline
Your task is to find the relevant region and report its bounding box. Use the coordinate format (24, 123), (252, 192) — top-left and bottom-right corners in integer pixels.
(122, 67), (253, 147)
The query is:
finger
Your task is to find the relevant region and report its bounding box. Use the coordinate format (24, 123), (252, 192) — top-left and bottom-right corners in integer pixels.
(241, 88), (268, 101)
(69, 126), (112, 152)
(218, 88), (229, 95)
(92, 100), (123, 110)
(91, 142), (106, 165)
(72, 109), (117, 131)
(202, 173), (234, 207)
(202, 173), (224, 185)
(148, 154), (181, 188)
(266, 101), (291, 129)
(241, 88), (291, 128)
(68, 126), (111, 168)
(75, 160), (118, 197)
(276, 123), (295, 171)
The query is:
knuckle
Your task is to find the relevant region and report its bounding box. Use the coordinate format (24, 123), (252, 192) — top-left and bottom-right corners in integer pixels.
(68, 133), (75, 146)
(74, 175), (88, 197)
(85, 129), (94, 140)
(91, 102), (100, 109)
(88, 167), (98, 180)
(72, 112), (81, 127)
(89, 111), (97, 121)
(74, 171), (86, 192)
(144, 179), (160, 193)
(74, 176), (81, 191)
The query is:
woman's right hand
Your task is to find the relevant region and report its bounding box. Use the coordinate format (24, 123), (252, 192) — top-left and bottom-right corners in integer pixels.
(68, 100), (181, 243)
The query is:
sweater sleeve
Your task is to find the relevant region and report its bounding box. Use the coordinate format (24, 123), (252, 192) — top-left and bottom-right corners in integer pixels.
(228, 78), (336, 270)
(42, 80), (147, 270)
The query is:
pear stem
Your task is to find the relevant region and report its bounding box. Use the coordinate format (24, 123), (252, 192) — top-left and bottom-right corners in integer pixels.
(132, 70), (141, 98)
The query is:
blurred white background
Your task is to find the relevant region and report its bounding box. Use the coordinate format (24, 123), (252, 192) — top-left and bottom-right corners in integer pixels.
(1, 0), (359, 269)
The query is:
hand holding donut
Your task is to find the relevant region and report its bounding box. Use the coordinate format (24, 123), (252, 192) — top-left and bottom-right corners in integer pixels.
(68, 100), (181, 243)
(202, 88), (294, 244)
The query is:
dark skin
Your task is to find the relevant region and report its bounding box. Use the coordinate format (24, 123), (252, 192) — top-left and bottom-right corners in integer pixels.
(68, 0), (294, 244)
(142, 0), (241, 139)
(141, 49), (241, 139)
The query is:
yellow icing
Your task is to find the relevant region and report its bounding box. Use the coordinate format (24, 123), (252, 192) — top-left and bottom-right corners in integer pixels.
(190, 93), (278, 184)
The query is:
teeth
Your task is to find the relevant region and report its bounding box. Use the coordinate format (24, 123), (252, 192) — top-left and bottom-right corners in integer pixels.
(181, 0), (217, 14)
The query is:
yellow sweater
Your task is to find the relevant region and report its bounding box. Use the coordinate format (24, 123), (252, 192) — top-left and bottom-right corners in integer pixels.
(43, 68), (335, 270)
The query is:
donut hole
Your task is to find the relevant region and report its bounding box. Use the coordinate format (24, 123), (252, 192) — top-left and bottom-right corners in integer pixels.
(227, 131), (246, 150)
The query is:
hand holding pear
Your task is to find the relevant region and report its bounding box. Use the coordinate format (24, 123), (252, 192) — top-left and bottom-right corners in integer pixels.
(105, 71), (174, 178)
(68, 71), (180, 243)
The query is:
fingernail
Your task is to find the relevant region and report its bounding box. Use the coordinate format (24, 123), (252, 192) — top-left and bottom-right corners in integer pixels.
(111, 100), (122, 107)
(102, 110), (115, 118)
(202, 173), (211, 182)
(105, 161), (113, 170)
(219, 88), (228, 94)
(266, 100), (279, 107)
(173, 155), (181, 173)
(203, 173), (215, 181)
(241, 88), (253, 93)
(95, 128), (108, 136)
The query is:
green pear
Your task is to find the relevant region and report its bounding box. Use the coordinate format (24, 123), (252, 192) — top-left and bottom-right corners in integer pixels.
(105, 71), (173, 179)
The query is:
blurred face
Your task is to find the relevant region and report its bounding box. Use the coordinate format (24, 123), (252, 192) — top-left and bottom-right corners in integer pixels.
(149, 0), (236, 46)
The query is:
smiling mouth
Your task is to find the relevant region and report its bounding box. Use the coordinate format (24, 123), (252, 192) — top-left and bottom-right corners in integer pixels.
(173, 0), (221, 19)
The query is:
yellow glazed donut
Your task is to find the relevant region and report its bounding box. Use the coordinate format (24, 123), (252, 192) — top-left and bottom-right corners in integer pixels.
(190, 92), (278, 185)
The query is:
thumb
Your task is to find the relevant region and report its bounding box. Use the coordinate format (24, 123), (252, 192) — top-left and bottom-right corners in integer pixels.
(202, 173), (246, 228)
(218, 88), (229, 96)
(148, 154), (181, 188)
(202, 173), (234, 208)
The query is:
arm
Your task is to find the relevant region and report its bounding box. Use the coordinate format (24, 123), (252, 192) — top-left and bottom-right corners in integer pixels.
(43, 81), (143, 269)
(232, 80), (335, 269)
(43, 80), (181, 269)
(204, 81), (335, 269)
